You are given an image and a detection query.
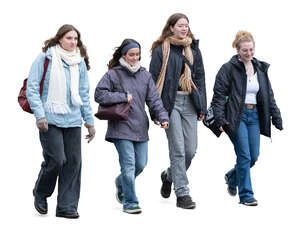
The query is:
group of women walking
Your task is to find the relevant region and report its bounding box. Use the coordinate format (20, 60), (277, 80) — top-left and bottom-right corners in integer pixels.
(26, 13), (283, 217)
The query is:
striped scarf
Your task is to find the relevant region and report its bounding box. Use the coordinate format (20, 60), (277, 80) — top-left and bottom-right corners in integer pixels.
(156, 36), (197, 96)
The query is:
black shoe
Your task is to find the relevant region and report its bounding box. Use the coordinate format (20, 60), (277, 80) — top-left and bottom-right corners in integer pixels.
(160, 170), (172, 198)
(224, 174), (237, 196)
(56, 212), (80, 219)
(176, 195), (196, 209)
(33, 191), (48, 215)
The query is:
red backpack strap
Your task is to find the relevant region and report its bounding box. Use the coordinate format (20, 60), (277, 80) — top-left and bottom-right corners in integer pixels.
(39, 57), (50, 95)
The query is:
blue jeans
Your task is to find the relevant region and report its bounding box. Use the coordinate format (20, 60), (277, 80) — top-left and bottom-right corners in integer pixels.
(165, 94), (198, 197)
(226, 108), (260, 203)
(113, 139), (148, 209)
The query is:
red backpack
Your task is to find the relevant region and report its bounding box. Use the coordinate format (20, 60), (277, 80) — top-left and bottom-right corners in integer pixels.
(18, 58), (49, 114)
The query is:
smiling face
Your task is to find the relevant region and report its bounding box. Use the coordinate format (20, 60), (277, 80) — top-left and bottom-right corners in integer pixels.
(59, 30), (78, 52)
(123, 48), (140, 67)
(237, 41), (255, 62)
(170, 18), (189, 39)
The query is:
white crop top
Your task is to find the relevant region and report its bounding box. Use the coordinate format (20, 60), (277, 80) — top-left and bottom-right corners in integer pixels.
(245, 72), (259, 104)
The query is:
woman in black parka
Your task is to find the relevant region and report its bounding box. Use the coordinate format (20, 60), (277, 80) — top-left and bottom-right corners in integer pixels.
(211, 31), (283, 206)
(149, 13), (207, 209)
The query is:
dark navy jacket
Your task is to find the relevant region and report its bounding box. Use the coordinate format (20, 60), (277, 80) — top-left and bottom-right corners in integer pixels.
(149, 40), (207, 117)
(212, 55), (283, 138)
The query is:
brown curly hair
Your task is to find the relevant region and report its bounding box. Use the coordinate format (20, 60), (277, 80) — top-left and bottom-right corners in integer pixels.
(150, 13), (195, 54)
(232, 30), (255, 49)
(42, 24), (90, 70)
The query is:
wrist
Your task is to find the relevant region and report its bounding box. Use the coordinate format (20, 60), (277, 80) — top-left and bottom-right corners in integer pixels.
(84, 123), (94, 128)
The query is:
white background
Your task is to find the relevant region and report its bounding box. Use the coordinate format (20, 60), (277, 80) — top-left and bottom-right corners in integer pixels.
(0, 0), (299, 228)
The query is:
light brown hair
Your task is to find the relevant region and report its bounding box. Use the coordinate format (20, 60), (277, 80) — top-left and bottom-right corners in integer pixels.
(232, 30), (255, 49)
(150, 13), (195, 53)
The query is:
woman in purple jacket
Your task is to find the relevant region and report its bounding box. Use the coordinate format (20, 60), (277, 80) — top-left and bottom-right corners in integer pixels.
(95, 39), (169, 214)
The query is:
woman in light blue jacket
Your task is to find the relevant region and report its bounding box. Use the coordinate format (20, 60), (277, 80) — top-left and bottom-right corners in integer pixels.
(26, 24), (95, 219)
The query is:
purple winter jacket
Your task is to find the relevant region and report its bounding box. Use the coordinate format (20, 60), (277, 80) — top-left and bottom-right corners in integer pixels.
(95, 65), (169, 142)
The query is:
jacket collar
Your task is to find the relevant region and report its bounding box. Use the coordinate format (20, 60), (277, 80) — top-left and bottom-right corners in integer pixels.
(230, 55), (270, 73)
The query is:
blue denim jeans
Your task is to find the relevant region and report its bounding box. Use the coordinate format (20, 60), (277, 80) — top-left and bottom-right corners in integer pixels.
(226, 108), (260, 203)
(113, 139), (148, 209)
(165, 94), (198, 197)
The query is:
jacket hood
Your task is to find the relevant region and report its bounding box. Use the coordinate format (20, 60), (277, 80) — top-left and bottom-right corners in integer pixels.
(191, 39), (199, 49)
(230, 55), (270, 72)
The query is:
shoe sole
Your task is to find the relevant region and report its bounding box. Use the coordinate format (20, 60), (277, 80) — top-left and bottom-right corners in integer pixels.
(176, 204), (196, 209)
(56, 213), (80, 219)
(242, 201), (258, 206)
(123, 209), (142, 214)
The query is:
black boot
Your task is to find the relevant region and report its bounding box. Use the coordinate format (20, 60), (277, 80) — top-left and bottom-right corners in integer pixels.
(160, 170), (172, 198)
(33, 191), (48, 215)
(176, 195), (196, 209)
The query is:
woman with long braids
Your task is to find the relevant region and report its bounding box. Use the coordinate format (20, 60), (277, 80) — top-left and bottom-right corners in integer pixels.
(95, 38), (168, 214)
(149, 13), (207, 209)
(26, 24), (95, 218)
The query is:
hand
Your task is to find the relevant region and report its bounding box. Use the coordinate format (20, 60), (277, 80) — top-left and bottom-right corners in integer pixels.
(272, 118), (283, 131)
(275, 124), (283, 131)
(36, 118), (48, 132)
(161, 122), (169, 129)
(154, 120), (160, 126)
(198, 114), (205, 121)
(219, 121), (229, 132)
(84, 123), (96, 143)
(128, 94), (133, 103)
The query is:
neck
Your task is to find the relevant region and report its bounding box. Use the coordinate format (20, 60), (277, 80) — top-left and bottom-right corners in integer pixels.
(239, 57), (252, 66)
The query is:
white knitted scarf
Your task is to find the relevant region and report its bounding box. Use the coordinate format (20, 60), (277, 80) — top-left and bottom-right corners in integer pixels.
(45, 45), (83, 114)
(119, 57), (141, 73)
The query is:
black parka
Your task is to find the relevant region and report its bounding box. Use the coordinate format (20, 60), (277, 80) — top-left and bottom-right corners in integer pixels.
(211, 55), (283, 139)
(149, 40), (207, 117)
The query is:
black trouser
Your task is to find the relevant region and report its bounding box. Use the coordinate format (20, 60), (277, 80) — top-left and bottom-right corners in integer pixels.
(33, 125), (82, 214)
